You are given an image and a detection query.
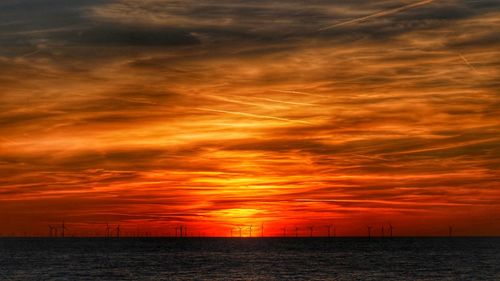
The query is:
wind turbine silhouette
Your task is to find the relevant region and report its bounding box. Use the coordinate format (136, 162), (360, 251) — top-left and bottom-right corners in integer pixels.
(116, 225), (121, 238)
(48, 225), (55, 237)
(238, 226), (243, 238)
(106, 223), (111, 238)
(367, 225), (373, 238)
(61, 221), (67, 238)
(389, 223), (394, 238)
(295, 226), (299, 238)
(261, 223), (264, 237)
(249, 225), (253, 238)
(309, 226), (314, 237)
(282, 226), (287, 237)
(326, 225), (332, 237)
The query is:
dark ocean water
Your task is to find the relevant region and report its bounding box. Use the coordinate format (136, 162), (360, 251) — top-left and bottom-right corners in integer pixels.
(0, 237), (499, 280)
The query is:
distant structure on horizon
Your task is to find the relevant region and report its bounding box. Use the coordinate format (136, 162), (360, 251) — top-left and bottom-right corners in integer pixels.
(61, 221), (67, 238)
(25, 220), (479, 238)
(326, 225), (332, 238)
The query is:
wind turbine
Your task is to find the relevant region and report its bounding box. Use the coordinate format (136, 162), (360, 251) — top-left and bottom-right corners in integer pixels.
(48, 225), (54, 237)
(282, 226), (287, 237)
(106, 223), (111, 238)
(116, 225), (121, 238)
(249, 225), (253, 238)
(261, 223), (264, 237)
(238, 226), (243, 238)
(309, 226), (314, 237)
(367, 225), (373, 238)
(61, 221), (67, 238)
(389, 224), (394, 238)
(326, 225), (332, 237)
(295, 226), (299, 238)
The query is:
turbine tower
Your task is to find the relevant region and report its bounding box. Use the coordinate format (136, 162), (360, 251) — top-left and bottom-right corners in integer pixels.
(249, 225), (253, 238)
(48, 225), (54, 237)
(61, 221), (67, 238)
(106, 223), (111, 238)
(367, 225), (373, 238)
(389, 224), (394, 238)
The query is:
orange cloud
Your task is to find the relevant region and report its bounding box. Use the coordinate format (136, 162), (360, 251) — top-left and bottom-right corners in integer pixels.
(0, 0), (499, 237)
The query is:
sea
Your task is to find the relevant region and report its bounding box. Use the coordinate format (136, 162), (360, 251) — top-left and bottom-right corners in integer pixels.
(0, 237), (499, 280)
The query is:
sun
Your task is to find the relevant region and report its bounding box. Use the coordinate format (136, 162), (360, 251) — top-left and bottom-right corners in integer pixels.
(210, 208), (262, 224)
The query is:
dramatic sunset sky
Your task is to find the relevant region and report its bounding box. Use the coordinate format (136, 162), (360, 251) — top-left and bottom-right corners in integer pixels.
(0, 0), (499, 237)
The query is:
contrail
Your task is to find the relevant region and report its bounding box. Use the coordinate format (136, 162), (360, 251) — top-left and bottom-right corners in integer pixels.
(318, 0), (434, 31)
(253, 97), (317, 106)
(350, 154), (392, 162)
(207, 94), (315, 107)
(458, 53), (479, 73)
(112, 97), (158, 105)
(195, 108), (312, 125)
(0, 137), (20, 145)
(294, 198), (475, 207)
(383, 137), (500, 156)
(18, 50), (41, 58)
(204, 94), (268, 108)
(270, 89), (328, 98)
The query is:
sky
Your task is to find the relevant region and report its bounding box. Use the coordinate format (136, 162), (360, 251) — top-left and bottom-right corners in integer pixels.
(0, 0), (499, 237)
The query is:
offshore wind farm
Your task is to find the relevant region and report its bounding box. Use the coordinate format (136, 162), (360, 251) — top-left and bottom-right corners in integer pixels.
(1, 0), (499, 279)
